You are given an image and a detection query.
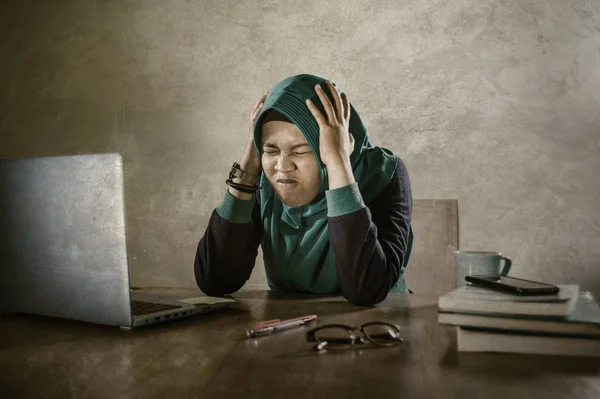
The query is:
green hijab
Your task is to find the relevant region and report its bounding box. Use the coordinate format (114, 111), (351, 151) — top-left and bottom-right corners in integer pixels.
(253, 74), (413, 294)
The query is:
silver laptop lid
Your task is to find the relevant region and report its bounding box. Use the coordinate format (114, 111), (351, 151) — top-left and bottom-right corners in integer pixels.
(0, 153), (132, 326)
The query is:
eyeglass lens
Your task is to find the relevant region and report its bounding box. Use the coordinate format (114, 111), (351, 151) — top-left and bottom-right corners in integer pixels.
(362, 323), (402, 346)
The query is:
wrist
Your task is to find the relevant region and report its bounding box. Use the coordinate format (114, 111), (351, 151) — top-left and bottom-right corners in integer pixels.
(326, 157), (355, 190)
(231, 161), (259, 185)
(228, 186), (254, 201)
(323, 152), (351, 168)
(227, 161), (259, 200)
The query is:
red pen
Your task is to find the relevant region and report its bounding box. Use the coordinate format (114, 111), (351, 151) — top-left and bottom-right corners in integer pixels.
(246, 315), (317, 338)
(255, 314), (317, 330)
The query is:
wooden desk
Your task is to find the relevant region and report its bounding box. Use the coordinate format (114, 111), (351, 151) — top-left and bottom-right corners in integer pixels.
(1, 290), (599, 398)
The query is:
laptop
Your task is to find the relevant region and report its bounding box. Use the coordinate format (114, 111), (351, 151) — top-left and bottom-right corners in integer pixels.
(0, 153), (232, 329)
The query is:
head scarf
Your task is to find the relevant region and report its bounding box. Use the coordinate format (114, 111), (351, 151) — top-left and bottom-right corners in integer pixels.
(253, 73), (413, 293)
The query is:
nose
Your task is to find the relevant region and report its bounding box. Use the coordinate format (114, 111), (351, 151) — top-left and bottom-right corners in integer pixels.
(274, 154), (296, 173)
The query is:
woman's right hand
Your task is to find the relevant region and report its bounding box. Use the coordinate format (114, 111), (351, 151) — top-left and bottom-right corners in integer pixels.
(239, 90), (269, 176)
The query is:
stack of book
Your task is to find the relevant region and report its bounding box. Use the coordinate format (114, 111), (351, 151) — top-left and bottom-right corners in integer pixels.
(437, 284), (600, 357)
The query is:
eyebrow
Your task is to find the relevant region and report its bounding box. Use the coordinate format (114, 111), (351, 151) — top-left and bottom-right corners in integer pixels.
(263, 143), (310, 150)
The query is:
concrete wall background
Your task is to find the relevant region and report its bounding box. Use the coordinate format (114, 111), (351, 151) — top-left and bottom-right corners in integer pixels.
(1, 0), (599, 297)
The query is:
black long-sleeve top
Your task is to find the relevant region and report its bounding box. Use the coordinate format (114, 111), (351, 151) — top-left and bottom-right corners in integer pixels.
(194, 158), (412, 306)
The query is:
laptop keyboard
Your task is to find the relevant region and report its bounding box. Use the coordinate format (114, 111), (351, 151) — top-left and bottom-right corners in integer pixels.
(131, 300), (183, 316)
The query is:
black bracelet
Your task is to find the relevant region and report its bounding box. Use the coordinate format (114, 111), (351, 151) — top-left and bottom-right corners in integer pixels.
(226, 179), (259, 194)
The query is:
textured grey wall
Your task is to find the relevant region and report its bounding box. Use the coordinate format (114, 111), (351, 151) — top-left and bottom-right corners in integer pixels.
(1, 0), (599, 296)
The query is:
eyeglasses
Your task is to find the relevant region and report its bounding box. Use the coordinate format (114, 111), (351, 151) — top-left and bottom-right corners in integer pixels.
(305, 321), (403, 351)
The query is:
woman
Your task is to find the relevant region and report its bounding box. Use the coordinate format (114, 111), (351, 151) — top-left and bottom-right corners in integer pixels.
(194, 73), (413, 306)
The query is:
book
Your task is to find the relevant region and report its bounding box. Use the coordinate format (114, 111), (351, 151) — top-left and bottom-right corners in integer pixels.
(438, 284), (579, 317)
(456, 327), (600, 357)
(439, 292), (600, 337)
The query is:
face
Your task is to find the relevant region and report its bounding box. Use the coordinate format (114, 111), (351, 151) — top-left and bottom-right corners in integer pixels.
(261, 120), (321, 207)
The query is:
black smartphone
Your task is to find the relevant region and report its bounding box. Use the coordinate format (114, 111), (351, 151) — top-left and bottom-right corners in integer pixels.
(464, 275), (560, 295)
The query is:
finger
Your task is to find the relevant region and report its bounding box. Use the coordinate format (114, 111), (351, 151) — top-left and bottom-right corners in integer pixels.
(341, 92), (350, 123)
(252, 90), (269, 113)
(314, 84), (336, 124)
(251, 102), (264, 122)
(326, 81), (343, 124)
(305, 98), (328, 126)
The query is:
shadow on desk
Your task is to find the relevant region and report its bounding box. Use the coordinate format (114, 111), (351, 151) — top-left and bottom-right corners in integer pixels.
(0, 305), (247, 336)
(439, 337), (600, 376)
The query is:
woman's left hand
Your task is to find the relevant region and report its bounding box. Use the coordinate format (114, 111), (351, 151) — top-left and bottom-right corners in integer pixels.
(305, 82), (355, 167)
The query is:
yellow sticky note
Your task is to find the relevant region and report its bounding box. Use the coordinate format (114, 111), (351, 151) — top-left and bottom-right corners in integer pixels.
(178, 296), (236, 305)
